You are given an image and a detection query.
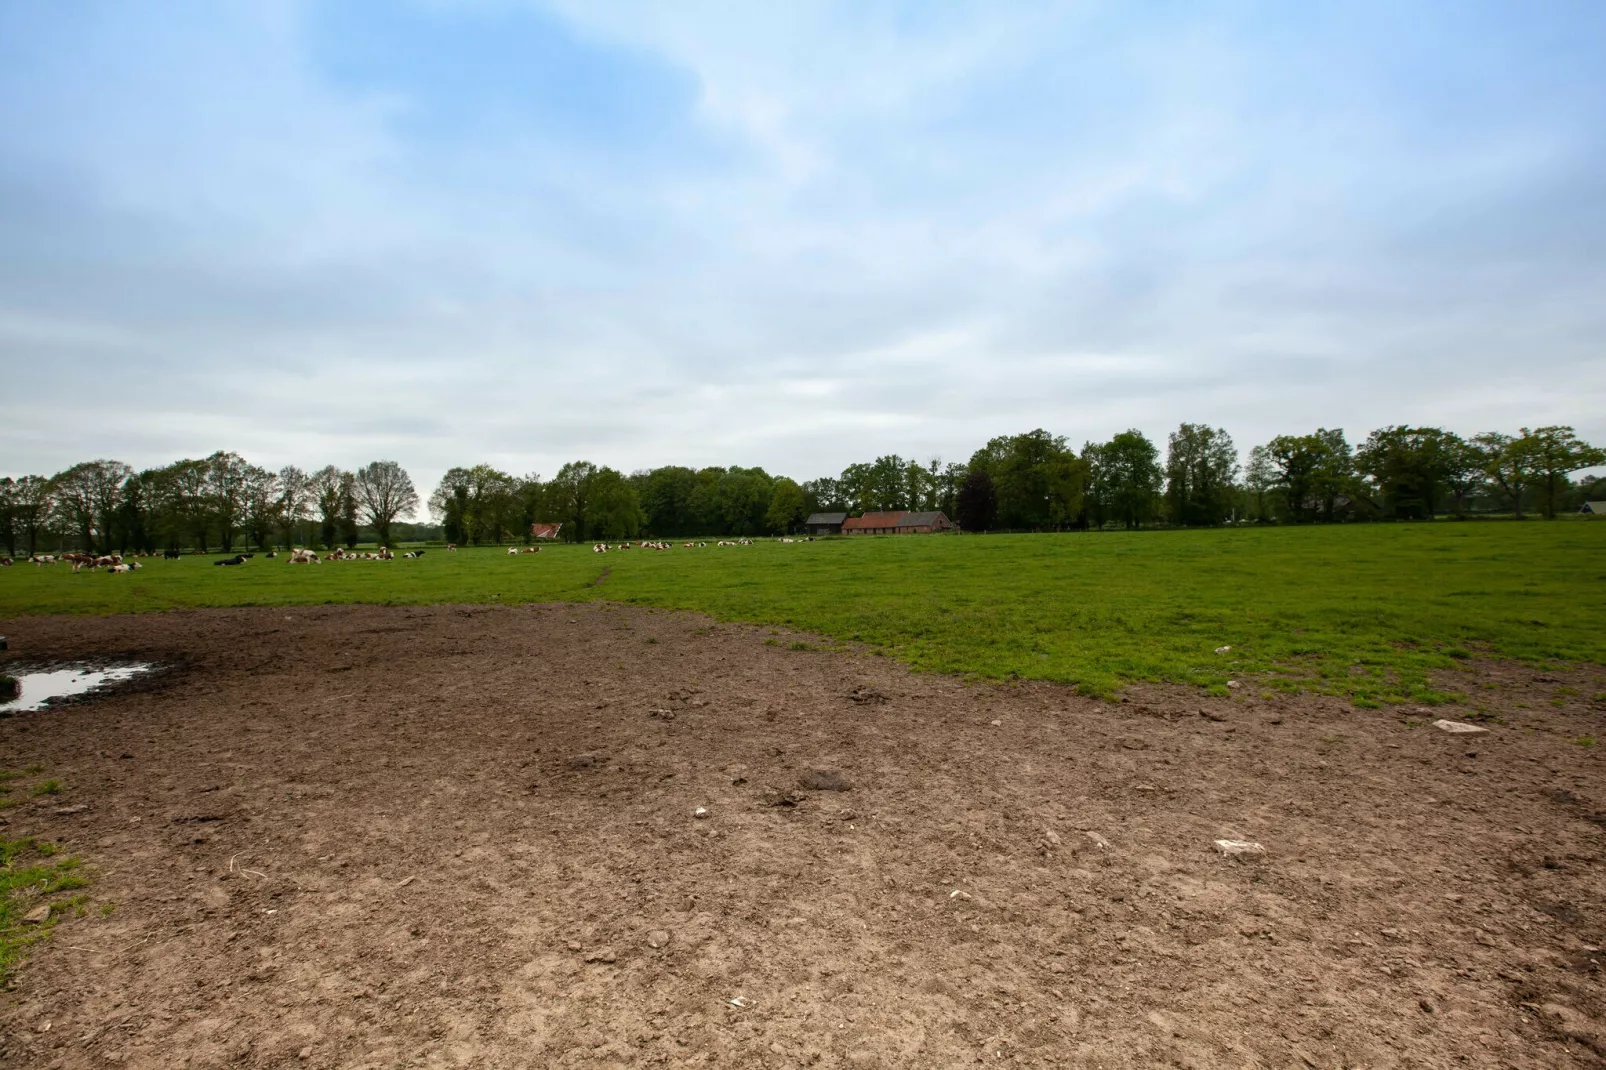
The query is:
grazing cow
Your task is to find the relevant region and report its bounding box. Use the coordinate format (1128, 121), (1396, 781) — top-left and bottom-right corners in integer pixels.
(446, 543), (457, 552)
(163, 549), (181, 559)
(0, 557), (10, 567)
(214, 554), (247, 567)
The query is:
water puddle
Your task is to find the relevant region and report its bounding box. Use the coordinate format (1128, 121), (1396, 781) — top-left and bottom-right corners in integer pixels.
(0, 663), (155, 713)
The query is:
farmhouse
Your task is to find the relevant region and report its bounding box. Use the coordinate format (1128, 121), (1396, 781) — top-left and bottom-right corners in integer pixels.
(803, 512), (848, 535)
(841, 510), (954, 535)
(529, 522), (564, 540)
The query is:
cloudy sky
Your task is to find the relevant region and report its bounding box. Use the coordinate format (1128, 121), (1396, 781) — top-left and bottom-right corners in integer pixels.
(2, 0), (1603, 504)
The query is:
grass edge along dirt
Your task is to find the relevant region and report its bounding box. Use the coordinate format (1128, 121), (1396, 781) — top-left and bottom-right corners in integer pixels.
(0, 772), (90, 985)
(1, 522), (1603, 706)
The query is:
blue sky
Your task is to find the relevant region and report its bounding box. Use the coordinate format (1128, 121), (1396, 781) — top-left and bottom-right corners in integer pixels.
(2, 0), (1603, 502)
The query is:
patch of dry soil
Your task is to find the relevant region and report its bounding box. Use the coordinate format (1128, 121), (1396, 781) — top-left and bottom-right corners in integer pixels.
(0, 604), (1602, 1069)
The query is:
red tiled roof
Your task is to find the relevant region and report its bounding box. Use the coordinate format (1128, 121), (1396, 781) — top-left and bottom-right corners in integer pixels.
(529, 522), (564, 539)
(841, 511), (908, 530)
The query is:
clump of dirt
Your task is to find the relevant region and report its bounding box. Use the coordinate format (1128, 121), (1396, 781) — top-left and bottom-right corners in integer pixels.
(798, 767), (853, 791)
(0, 603), (1602, 1068)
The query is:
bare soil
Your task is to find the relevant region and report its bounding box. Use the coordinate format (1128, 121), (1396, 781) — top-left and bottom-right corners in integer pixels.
(0, 604), (1603, 1069)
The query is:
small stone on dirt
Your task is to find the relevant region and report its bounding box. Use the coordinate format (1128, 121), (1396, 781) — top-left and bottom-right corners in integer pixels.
(1226, 680), (1241, 689)
(1083, 831), (1110, 849)
(299, 1047), (312, 1060)
(646, 929), (671, 949)
(584, 948), (617, 963)
(22, 904), (50, 924)
(694, 806), (710, 819)
(799, 768), (853, 792)
(53, 804), (89, 815)
(565, 753), (605, 770)
(1214, 838), (1267, 858)
(848, 686), (887, 705)
(989, 719), (1002, 726)
(1432, 719), (1489, 735)
(1199, 709), (1228, 722)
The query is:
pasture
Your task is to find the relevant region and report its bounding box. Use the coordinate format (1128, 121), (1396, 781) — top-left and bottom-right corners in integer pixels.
(4, 522), (1603, 704)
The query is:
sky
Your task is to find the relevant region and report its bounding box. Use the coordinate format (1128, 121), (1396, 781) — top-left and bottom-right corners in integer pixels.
(2, 0), (1604, 509)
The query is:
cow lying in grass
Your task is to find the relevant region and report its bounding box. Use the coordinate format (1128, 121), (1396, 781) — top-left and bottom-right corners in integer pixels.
(215, 555), (247, 566)
(290, 549), (320, 564)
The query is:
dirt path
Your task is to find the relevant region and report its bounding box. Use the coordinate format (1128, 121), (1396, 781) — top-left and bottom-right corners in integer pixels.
(0, 604), (1602, 1069)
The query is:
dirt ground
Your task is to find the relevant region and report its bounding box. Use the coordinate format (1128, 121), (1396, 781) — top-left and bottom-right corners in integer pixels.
(0, 604), (1602, 1069)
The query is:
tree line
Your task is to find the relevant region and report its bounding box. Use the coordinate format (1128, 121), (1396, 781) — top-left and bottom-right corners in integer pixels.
(2, 423), (1600, 554)
(0, 453), (418, 556)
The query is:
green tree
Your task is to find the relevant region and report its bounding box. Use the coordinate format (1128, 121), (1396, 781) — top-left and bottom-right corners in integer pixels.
(1164, 424), (1238, 526)
(277, 466), (314, 548)
(1243, 445), (1277, 523)
(765, 477), (808, 534)
(240, 465), (282, 551)
(969, 430), (1085, 530)
(1101, 430), (1163, 529)
(11, 475), (53, 556)
(635, 466), (699, 536)
(0, 477), (14, 557)
(547, 462), (643, 541)
(1354, 426), (1459, 519)
(1472, 432), (1535, 519)
(955, 469), (997, 532)
(427, 465), (518, 544)
(1518, 426), (1605, 519)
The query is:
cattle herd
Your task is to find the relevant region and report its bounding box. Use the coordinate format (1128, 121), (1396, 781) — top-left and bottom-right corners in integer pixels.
(2, 537), (814, 572)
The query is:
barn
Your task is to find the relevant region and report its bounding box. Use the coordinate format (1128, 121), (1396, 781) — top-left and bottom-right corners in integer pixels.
(841, 510), (954, 535)
(804, 512), (848, 535)
(529, 522), (564, 540)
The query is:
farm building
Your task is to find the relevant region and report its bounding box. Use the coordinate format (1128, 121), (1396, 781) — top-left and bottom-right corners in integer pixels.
(529, 522), (564, 539)
(804, 512), (848, 535)
(1581, 502), (1606, 515)
(841, 510), (954, 535)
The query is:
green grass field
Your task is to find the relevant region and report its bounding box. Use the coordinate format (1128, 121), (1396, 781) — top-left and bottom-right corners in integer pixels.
(3, 523), (1603, 704)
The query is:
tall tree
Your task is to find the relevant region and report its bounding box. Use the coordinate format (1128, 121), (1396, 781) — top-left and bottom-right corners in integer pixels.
(545, 461), (601, 543)
(969, 430), (1085, 531)
(955, 469), (997, 532)
(353, 461), (419, 548)
(1472, 432), (1535, 519)
(277, 466), (314, 548)
(1439, 435), (1485, 519)
(1354, 426), (1457, 519)
(311, 466), (352, 549)
(49, 462), (102, 550)
(427, 465), (518, 543)
(1243, 445), (1276, 523)
(241, 466), (282, 550)
(1101, 430), (1163, 529)
(340, 476), (361, 548)
(765, 478), (807, 534)
(0, 478), (15, 557)
(11, 475), (53, 555)
(206, 451), (250, 553)
(1518, 426), (1605, 519)
(1164, 424), (1238, 526)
